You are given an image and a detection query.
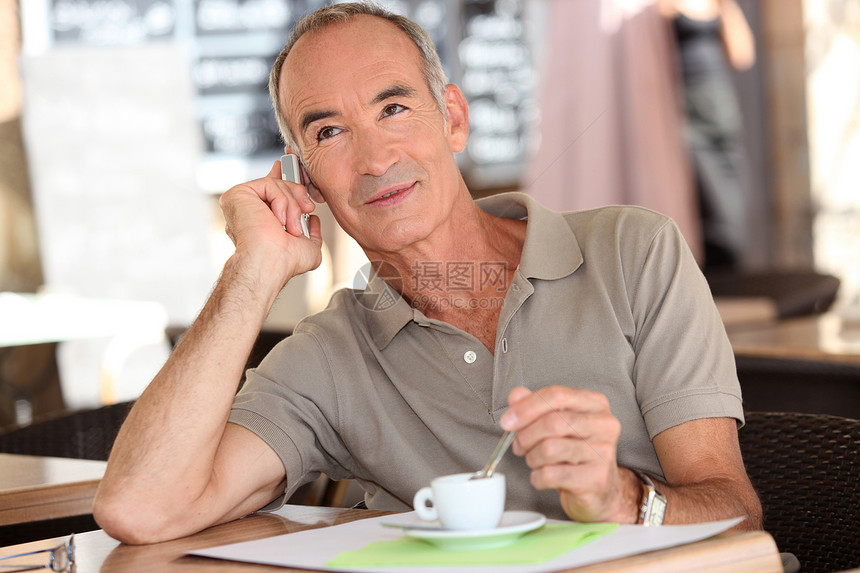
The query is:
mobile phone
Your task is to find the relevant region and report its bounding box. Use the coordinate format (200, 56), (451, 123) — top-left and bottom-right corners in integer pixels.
(280, 153), (310, 239)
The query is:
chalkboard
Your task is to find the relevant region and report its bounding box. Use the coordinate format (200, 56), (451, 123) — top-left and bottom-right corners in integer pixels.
(22, 0), (534, 188)
(49, 0), (177, 44)
(459, 0), (536, 187)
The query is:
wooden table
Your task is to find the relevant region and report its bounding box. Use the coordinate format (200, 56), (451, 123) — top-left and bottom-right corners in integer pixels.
(0, 454), (106, 526)
(0, 505), (782, 572)
(726, 312), (860, 365)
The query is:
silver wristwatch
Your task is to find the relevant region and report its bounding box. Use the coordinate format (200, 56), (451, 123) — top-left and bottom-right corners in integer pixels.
(634, 470), (667, 526)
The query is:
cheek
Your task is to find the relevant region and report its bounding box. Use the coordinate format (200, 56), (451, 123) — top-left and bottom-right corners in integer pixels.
(304, 147), (350, 195)
(302, 146), (327, 178)
(404, 113), (446, 143)
(415, 117), (457, 162)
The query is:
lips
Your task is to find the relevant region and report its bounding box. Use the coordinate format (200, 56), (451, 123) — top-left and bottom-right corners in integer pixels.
(366, 183), (416, 206)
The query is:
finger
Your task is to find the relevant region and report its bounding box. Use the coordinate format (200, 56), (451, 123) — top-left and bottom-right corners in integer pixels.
(518, 409), (619, 450)
(501, 386), (538, 434)
(307, 214), (322, 242)
(219, 179), (292, 238)
(501, 386), (610, 433)
(522, 415), (606, 458)
(268, 158), (315, 236)
(520, 418), (620, 467)
(530, 461), (610, 501)
(523, 436), (593, 469)
(283, 193), (316, 238)
(507, 386), (532, 406)
(241, 179), (292, 228)
(253, 165), (314, 233)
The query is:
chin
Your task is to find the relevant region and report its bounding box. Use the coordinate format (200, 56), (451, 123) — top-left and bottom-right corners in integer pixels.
(372, 218), (433, 252)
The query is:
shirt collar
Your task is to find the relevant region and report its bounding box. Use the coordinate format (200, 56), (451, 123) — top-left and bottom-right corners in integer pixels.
(476, 192), (583, 280)
(363, 192), (583, 349)
(358, 267), (413, 350)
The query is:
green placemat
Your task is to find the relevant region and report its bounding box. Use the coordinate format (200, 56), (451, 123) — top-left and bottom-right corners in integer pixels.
(327, 522), (618, 567)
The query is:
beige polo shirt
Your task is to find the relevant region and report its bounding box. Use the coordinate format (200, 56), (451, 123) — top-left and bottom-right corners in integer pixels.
(229, 192), (743, 520)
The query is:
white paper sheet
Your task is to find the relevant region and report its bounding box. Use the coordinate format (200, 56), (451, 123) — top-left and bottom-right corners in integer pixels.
(189, 511), (744, 573)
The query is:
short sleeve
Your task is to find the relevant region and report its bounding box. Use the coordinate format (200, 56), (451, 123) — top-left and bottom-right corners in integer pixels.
(628, 219), (744, 438)
(228, 327), (354, 504)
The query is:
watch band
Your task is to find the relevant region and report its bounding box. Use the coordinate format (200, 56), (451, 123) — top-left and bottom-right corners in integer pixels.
(633, 470), (667, 526)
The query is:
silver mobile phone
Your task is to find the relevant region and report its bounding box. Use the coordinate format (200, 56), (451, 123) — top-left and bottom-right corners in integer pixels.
(281, 154), (310, 239)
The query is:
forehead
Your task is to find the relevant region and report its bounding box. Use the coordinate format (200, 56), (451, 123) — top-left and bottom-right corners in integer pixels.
(280, 15), (427, 123)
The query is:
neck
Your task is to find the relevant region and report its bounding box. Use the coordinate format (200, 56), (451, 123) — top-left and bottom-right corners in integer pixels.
(364, 194), (527, 319)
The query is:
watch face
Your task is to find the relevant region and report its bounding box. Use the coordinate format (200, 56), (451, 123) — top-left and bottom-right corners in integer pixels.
(649, 496), (667, 525)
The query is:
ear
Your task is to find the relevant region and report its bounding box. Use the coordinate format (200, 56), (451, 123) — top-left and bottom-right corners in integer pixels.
(283, 144), (299, 161)
(302, 164), (326, 204)
(443, 84), (469, 153)
(307, 186), (325, 204)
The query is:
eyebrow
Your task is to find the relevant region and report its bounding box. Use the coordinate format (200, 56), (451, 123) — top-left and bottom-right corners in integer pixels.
(299, 84), (418, 136)
(300, 109), (337, 137)
(372, 84), (416, 105)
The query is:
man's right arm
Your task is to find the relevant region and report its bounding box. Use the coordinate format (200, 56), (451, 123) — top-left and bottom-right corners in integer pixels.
(93, 162), (321, 544)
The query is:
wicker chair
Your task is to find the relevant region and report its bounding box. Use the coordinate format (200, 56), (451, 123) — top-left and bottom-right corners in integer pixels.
(0, 401), (134, 461)
(0, 401), (134, 545)
(0, 395), (350, 544)
(739, 411), (860, 573)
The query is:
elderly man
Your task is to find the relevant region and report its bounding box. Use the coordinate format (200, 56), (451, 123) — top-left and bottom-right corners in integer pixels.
(94, 2), (761, 544)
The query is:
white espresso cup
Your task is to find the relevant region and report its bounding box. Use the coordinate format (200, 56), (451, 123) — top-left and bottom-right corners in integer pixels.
(413, 472), (506, 530)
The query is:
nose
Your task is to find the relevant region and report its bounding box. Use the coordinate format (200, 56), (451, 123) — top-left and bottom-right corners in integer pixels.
(353, 125), (398, 177)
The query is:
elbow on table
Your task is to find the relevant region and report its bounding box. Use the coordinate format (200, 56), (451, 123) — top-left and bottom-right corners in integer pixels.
(746, 491), (764, 531)
(93, 489), (190, 545)
(728, 480), (764, 531)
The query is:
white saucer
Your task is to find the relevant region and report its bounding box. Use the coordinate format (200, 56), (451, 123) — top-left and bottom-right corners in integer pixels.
(390, 511), (546, 550)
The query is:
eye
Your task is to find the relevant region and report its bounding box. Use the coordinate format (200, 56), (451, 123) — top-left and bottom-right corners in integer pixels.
(316, 126), (342, 141)
(381, 103), (407, 117)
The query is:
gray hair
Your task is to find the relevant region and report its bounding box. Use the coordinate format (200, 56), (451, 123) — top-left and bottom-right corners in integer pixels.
(268, 1), (449, 154)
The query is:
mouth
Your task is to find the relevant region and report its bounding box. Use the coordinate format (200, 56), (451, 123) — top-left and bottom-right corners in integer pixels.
(366, 183), (416, 206)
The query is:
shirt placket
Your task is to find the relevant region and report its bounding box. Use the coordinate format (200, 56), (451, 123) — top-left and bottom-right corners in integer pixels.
(415, 315), (496, 415)
(490, 272), (535, 418)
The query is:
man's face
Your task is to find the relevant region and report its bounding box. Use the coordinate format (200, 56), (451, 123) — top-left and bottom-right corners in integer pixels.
(280, 15), (467, 255)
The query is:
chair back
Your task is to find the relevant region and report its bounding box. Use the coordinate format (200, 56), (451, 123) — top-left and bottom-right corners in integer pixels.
(705, 270), (840, 318)
(736, 357), (860, 419)
(0, 401), (133, 461)
(739, 411), (860, 573)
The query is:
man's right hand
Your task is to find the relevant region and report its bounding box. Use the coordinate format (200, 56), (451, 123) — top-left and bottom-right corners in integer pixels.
(219, 159), (323, 287)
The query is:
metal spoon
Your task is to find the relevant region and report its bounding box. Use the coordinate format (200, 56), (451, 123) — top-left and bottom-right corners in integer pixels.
(471, 430), (517, 480)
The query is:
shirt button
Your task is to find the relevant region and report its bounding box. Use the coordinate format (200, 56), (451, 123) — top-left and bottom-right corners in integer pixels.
(464, 350), (477, 364)
(511, 283), (520, 293)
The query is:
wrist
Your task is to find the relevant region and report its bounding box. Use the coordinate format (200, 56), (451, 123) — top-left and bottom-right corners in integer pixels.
(225, 248), (295, 298)
(631, 469), (668, 526)
(610, 467), (645, 524)
(218, 253), (289, 314)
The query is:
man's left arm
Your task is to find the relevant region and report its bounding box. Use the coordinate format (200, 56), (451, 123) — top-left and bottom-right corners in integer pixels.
(650, 416), (761, 527)
(502, 386), (762, 529)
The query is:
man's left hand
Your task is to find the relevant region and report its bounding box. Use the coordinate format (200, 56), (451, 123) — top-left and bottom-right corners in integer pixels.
(501, 386), (640, 523)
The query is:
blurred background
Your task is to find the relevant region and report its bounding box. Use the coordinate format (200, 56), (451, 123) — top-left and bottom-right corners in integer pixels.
(1, 0), (859, 427)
